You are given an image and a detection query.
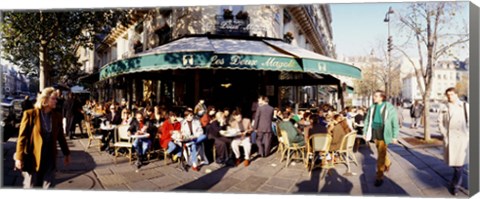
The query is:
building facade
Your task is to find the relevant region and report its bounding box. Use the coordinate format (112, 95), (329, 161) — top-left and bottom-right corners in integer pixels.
(402, 60), (461, 102)
(79, 5), (346, 111)
(1, 61), (30, 97)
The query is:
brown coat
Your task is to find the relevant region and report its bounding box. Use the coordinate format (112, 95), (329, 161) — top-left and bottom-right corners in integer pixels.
(15, 109), (70, 172)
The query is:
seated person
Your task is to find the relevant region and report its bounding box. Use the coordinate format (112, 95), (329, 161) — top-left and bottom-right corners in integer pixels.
(229, 111), (253, 167)
(278, 112), (305, 147)
(308, 114), (328, 136)
(206, 112), (230, 165)
(160, 112), (182, 162)
(328, 114), (352, 163)
(354, 108), (365, 135)
(101, 104), (122, 151)
(180, 109), (208, 171)
(128, 112), (155, 169)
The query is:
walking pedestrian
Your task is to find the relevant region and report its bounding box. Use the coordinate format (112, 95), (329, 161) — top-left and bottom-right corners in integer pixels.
(14, 87), (71, 188)
(410, 100), (423, 129)
(437, 87), (469, 196)
(63, 92), (77, 139)
(396, 102), (404, 128)
(253, 96), (274, 158)
(363, 90), (399, 187)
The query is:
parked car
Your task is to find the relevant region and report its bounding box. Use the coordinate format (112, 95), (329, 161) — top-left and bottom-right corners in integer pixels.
(403, 100), (412, 109)
(429, 103), (440, 113)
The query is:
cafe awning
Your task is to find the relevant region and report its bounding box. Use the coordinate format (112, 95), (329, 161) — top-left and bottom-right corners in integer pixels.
(100, 35), (361, 81)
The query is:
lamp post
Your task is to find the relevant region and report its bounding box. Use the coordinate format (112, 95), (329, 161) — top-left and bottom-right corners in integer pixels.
(384, 6), (394, 102)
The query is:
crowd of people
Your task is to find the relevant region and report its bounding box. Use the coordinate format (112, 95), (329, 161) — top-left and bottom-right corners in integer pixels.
(13, 87), (469, 196)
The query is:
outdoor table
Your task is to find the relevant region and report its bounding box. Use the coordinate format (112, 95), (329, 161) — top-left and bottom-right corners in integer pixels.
(219, 129), (242, 138)
(129, 133), (150, 139)
(99, 124), (117, 151)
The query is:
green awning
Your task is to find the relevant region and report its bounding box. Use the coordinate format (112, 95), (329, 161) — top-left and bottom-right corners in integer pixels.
(100, 36), (361, 81)
(100, 52), (303, 80)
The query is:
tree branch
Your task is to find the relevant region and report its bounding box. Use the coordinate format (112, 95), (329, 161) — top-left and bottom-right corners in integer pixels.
(395, 47), (426, 96)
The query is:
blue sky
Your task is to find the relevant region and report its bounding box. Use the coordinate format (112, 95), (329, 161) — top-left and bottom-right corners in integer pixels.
(330, 2), (470, 60)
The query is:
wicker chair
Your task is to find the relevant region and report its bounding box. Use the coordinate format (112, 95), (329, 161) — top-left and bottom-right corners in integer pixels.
(280, 130), (306, 168)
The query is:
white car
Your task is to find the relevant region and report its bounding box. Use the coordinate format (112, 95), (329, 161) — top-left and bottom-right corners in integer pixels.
(429, 104), (440, 113)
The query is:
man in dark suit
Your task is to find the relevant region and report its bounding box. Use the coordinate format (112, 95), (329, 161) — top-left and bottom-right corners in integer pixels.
(254, 96), (274, 158)
(63, 92), (76, 139)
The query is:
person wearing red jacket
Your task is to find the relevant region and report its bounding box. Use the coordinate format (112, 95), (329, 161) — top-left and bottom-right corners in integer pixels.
(159, 112), (181, 160)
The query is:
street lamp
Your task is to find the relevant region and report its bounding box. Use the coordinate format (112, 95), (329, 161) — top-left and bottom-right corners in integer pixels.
(383, 6), (394, 102)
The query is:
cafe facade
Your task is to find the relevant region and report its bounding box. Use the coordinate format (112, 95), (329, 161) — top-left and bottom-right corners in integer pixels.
(79, 5), (360, 115)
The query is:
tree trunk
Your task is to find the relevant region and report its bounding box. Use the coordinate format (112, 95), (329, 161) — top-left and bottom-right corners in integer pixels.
(39, 41), (50, 91)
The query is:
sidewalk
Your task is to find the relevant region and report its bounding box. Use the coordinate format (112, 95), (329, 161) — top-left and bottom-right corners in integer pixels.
(1, 115), (469, 197)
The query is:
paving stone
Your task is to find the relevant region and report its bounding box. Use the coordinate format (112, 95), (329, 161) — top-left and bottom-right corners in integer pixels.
(121, 168), (166, 183)
(406, 169), (444, 190)
(110, 164), (136, 174)
(229, 169), (257, 181)
(103, 183), (130, 191)
(98, 174), (127, 186)
(150, 175), (181, 188)
(94, 167), (113, 176)
(265, 176), (295, 190)
(126, 179), (159, 191)
(56, 173), (96, 190)
(157, 182), (182, 191)
(225, 185), (244, 193)
(276, 168), (304, 179)
(257, 184), (289, 193)
(208, 177), (241, 192)
(234, 175), (268, 192)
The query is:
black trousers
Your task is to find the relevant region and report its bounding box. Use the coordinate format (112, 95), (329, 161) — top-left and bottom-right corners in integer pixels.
(256, 131), (272, 157)
(451, 166), (464, 190)
(213, 136), (231, 163)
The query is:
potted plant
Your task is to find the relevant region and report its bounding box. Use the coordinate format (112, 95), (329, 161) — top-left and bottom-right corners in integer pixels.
(284, 32), (294, 43)
(223, 9), (233, 20)
(236, 11), (249, 20)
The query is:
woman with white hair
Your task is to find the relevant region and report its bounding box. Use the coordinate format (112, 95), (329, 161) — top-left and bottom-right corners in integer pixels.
(14, 87), (71, 188)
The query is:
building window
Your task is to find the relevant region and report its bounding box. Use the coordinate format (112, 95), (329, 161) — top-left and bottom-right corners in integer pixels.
(132, 22), (144, 54)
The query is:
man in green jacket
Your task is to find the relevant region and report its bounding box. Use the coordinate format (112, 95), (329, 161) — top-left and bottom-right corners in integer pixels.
(363, 90), (399, 187)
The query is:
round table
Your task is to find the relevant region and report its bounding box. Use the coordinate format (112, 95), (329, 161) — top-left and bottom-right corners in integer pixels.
(130, 133), (150, 139)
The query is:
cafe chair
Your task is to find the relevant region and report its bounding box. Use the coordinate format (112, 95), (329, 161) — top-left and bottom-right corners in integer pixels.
(276, 123), (286, 161)
(280, 130), (306, 168)
(113, 124), (133, 164)
(85, 121), (103, 151)
(307, 134), (333, 177)
(336, 132), (359, 166)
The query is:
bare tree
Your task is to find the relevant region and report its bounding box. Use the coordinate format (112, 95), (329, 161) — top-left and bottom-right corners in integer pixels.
(354, 61), (383, 106)
(396, 2), (468, 141)
(455, 73), (468, 99)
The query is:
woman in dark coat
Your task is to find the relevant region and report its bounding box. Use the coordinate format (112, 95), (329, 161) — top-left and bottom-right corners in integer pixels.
(206, 111), (230, 165)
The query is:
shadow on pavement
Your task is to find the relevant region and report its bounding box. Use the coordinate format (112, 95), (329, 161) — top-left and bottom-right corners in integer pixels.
(319, 168), (353, 194)
(358, 142), (409, 196)
(173, 165), (231, 191)
(390, 147), (468, 195)
(3, 138), (97, 189)
(294, 168), (321, 193)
